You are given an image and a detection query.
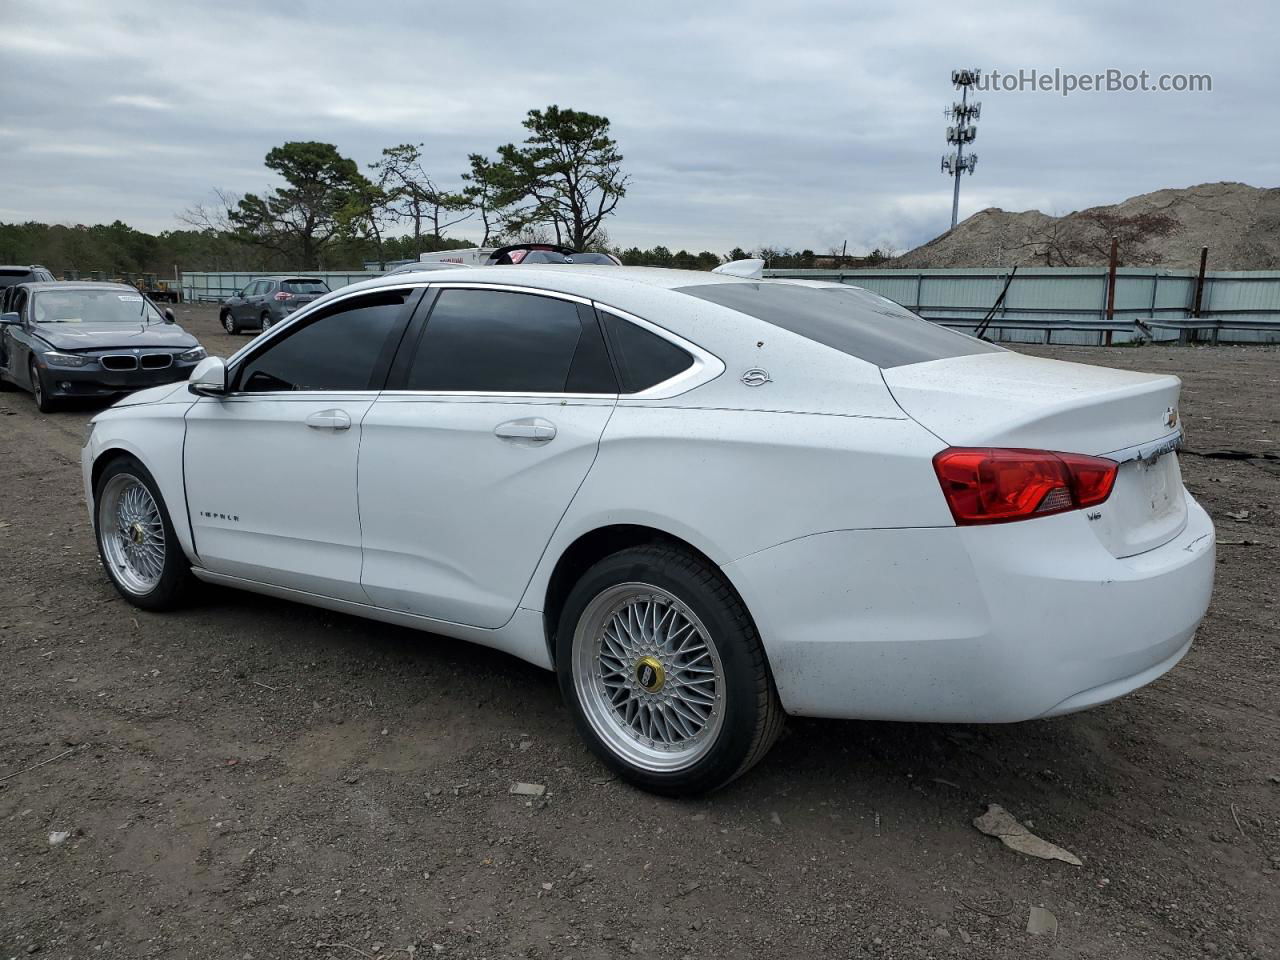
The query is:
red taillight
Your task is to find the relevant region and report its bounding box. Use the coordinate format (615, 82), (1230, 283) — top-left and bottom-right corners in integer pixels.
(273, 291), (293, 301)
(932, 448), (1117, 525)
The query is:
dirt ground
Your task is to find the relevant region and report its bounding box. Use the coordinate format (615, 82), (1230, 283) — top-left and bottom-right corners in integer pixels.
(2, 304), (1277, 960)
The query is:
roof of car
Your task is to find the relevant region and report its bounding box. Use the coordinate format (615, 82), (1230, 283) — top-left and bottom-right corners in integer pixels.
(14, 281), (142, 293)
(362, 263), (752, 293)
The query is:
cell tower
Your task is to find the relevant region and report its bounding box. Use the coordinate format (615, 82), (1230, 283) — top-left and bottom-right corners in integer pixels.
(942, 68), (981, 230)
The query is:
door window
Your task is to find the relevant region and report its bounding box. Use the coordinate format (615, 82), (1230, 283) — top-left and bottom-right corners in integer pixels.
(404, 288), (616, 394)
(233, 290), (411, 393)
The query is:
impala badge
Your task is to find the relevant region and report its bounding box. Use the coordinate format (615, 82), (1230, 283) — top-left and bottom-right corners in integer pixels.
(741, 368), (772, 387)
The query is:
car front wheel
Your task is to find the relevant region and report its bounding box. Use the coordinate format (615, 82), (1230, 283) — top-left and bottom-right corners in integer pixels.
(94, 456), (193, 610)
(221, 311), (238, 334)
(29, 358), (55, 412)
(557, 545), (784, 795)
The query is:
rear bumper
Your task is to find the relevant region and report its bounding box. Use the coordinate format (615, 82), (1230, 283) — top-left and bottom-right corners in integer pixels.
(722, 490), (1215, 723)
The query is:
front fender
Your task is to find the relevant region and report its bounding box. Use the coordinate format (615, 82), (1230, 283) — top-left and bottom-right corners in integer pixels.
(83, 401), (197, 560)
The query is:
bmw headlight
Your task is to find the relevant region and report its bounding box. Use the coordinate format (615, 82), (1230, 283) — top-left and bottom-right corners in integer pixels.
(178, 346), (207, 362)
(44, 351), (91, 368)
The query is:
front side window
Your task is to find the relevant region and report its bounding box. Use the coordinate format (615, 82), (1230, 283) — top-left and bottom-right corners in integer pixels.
(234, 290), (409, 392)
(677, 281), (1001, 369)
(405, 289), (616, 394)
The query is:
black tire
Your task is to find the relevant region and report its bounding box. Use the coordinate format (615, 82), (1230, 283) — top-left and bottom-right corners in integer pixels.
(93, 455), (194, 611)
(29, 358), (56, 412)
(221, 311), (238, 335)
(260, 311), (273, 332)
(556, 545), (784, 795)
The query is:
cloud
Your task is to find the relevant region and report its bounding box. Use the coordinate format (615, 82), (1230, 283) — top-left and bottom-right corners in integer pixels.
(0, 0), (1272, 255)
(107, 94), (173, 111)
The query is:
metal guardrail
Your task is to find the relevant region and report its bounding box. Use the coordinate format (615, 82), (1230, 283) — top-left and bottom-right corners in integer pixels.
(931, 315), (1280, 346)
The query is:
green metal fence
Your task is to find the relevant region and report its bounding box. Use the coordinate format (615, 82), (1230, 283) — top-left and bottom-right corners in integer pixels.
(180, 271), (385, 303)
(764, 266), (1280, 344)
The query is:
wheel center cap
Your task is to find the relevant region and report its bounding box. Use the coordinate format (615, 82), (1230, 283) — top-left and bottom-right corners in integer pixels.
(130, 522), (146, 545)
(635, 656), (665, 693)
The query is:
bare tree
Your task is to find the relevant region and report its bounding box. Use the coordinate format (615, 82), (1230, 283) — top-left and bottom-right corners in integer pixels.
(373, 144), (473, 256)
(177, 188), (242, 232)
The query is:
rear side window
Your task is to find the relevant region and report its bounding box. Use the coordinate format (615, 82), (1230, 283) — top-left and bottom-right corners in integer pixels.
(235, 290), (410, 392)
(407, 289), (616, 394)
(600, 311), (694, 392)
(677, 282), (1000, 368)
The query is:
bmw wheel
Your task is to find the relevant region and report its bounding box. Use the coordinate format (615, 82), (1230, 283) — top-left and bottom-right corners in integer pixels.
(29, 358), (55, 412)
(221, 311), (238, 335)
(94, 456), (193, 610)
(557, 545), (784, 795)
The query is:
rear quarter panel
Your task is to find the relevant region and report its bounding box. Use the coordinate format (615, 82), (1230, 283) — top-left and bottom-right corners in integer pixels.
(519, 403), (950, 611)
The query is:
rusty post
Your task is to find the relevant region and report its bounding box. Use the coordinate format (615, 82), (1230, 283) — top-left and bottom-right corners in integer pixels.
(1104, 235), (1119, 346)
(1191, 245), (1208, 317)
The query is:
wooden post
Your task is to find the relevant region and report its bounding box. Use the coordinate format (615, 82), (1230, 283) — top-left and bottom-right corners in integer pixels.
(1191, 245), (1208, 318)
(1104, 235), (1119, 346)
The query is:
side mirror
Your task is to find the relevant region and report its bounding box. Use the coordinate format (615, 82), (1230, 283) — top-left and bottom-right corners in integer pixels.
(188, 356), (228, 397)
(0, 311), (19, 326)
(163, 307), (176, 324)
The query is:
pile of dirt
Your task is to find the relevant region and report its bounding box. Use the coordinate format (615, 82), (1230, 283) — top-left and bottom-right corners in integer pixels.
(895, 181), (1280, 269)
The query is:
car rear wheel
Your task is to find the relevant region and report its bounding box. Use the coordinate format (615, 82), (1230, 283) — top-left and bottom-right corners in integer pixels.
(221, 311), (238, 335)
(260, 311), (273, 332)
(557, 545), (784, 795)
(94, 456), (193, 610)
(29, 358), (55, 412)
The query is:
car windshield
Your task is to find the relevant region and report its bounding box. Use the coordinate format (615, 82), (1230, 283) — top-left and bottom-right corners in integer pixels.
(284, 279), (329, 294)
(32, 289), (164, 324)
(676, 281), (1002, 368)
(564, 252), (618, 265)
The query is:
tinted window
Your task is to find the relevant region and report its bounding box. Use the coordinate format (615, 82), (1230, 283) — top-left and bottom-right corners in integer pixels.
(677, 282), (1000, 368)
(0, 269), (32, 289)
(236, 291), (408, 392)
(284, 279), (329, 294)
(600, 311), (694, 393)
(407, 289), (615, 394)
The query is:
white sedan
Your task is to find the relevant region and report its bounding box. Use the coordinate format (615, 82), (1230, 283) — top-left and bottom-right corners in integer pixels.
(81, 266), (1215, 794)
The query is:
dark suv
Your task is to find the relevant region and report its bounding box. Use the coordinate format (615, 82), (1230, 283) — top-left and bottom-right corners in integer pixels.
(219, 276), (330, 334)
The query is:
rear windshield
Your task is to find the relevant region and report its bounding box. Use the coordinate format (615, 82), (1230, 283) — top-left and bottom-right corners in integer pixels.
(677, 282), (1001, 368)
(284, 279), (329, 294)
(0, 269), (33, 288)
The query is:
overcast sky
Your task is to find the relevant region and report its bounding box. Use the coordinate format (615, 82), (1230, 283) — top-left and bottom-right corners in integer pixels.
(1, 0), (1275, 255)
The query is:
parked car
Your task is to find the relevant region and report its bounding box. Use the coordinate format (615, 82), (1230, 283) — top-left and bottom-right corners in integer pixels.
(0, 264), (56, 291)
(218, 276), (330, 334)
(80, 266), (1215, 794)
(0, 281), (206, 411)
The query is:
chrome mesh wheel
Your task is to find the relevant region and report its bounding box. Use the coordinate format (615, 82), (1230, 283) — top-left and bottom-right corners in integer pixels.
(98, 473), (166, 596)
(572, 582), (726, 772)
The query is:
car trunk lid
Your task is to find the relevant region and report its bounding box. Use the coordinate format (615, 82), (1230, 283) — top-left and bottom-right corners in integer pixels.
(883, 351), (1187, 557)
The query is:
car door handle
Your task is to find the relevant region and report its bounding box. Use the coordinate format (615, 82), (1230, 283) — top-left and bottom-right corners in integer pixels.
(494, 417), (556, 442)
(305, 408), (352, 431)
